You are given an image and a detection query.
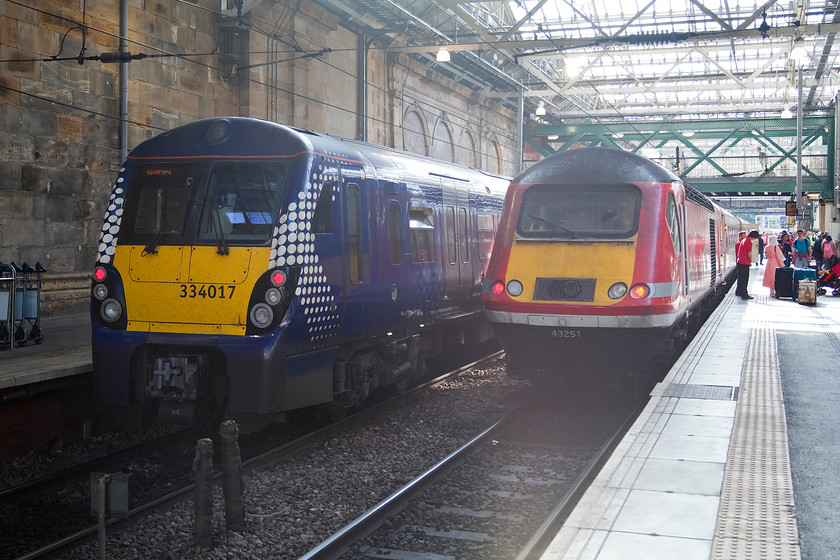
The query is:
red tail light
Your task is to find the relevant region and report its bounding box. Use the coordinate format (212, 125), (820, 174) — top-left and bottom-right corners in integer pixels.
(629, 283), (650, 299)
(271, 270), (287, 287)
(490, 281), (505, 295)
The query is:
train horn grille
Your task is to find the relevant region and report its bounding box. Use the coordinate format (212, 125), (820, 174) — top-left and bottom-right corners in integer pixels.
(533, 277), (596, 302)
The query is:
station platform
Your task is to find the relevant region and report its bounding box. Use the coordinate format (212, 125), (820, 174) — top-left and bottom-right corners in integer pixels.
(0, 312), (92, 390)
(540, 269), (840, 560)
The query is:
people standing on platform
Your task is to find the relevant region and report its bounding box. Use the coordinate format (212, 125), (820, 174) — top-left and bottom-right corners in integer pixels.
(736, 230), (759, 300)
(763, 235), (785, 297)
(757, 234), (766, 266)
(792, 229), (811, 268)
(822, 235), (835, 269)
(812, 232), (824, 270)
(779, 231), (792, 267)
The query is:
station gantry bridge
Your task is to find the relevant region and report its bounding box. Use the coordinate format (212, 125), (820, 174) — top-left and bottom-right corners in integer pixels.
(525, 112), (835, 200)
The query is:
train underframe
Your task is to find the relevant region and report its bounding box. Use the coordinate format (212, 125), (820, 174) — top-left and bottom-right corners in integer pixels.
(495, 288), (728, 394)
(96, 313), (495, 432)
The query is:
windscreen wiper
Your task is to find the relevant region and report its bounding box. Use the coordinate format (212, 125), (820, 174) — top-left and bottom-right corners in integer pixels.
(528, 213), (579, 238)
(212, 209), (229, 255)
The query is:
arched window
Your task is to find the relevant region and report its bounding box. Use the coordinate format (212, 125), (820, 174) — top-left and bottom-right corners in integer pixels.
(403, 109), (428, 155)
(431, 119), (455, 162)
(488, 139), (502, 174)
(457, 130), (478, 167)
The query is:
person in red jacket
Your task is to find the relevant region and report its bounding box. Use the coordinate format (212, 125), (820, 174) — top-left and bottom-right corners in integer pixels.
(736, 230), (760, 300)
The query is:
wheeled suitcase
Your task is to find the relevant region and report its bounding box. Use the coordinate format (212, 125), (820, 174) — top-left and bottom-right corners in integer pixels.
(792, 267), (817, 298)
(774, 267), (794, 298)
(797, 280), (817, 305)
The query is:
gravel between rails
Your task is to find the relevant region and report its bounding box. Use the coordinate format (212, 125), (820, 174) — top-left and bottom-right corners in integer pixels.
(53, 358), (528, 560)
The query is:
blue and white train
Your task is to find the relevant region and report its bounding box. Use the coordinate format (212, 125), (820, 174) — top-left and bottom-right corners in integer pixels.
(92, 117), (508, 430)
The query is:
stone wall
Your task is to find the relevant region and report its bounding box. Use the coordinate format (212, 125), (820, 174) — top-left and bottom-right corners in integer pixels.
(0, 0), (518, 314)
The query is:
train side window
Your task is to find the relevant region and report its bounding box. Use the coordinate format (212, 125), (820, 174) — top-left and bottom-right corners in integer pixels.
(409, 206), (435, 263)
(666, 194), (682, 253)
(477, 213), (495, 261)
(387, 201), (402, 265)
(312, 182), (333, 233)
(458, 208), (469, 263)
(346, 184), (363, 283)
(445, 206), (457, 265)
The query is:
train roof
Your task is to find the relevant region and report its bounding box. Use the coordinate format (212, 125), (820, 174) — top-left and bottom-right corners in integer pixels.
(129, 117), (509, 195)
(515, 147), (681, 186)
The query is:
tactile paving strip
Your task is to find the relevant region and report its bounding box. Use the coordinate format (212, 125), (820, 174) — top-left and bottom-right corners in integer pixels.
(711, 304), (801, 560)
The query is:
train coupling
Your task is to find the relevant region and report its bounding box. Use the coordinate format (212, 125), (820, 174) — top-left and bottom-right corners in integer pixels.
(147, 357), (200, 400)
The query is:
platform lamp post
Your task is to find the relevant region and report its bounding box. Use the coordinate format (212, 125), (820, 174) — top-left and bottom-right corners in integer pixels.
(791, 38), (809, 230)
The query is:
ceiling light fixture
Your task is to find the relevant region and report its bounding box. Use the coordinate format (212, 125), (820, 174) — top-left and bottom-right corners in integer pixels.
(535, 101), (546, 116)
(790, 37), (808, 66)
(436, 47), (451, 62)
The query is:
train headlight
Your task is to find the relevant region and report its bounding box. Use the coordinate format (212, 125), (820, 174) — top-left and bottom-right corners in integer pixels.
(490, 281), (505, 296)
(250, 303), (274, 328)
(93, 283), (109, 301)
(629, 283), (650, 299)
(265, 287), (283, 305)
(206, 120), (230, 143)
(100, 299), (123, 322)
(607, 282), (628, 299)
(506, 280), (524, 297)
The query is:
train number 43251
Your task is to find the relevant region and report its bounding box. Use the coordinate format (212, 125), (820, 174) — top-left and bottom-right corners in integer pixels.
(551, 329), (581, 338)
(179, 284), (236, 299)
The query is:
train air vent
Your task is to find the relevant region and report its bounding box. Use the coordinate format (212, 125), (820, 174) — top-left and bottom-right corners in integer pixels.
(533, 278), (596, 302)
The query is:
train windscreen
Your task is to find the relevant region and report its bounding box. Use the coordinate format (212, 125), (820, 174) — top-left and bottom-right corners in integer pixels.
(516, 184), (641, 240)
(119, 161), (286, 248)
(196, 162), (286, 245)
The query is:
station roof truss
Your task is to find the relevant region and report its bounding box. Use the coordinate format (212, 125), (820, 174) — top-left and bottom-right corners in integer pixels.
(308, 0), (839, 197)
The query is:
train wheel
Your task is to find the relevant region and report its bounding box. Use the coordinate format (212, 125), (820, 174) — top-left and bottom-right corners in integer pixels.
(317, 400), (351, 424)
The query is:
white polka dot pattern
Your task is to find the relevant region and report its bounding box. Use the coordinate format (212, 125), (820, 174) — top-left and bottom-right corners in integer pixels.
(96, 168), (127, 264)
(269, 162), (341, 347)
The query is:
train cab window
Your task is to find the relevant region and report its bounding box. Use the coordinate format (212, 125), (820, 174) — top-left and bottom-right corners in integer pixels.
(312, 182), (333, 234)
(196, 161), (286, 244)
(477, 213), (496, 261)
(121, 162), (200, 242)
(517, 184), (641, 240)
(666, 193), (682, 253)
(409, 206), (435, 263)
(387, 201), (402, 265)
(346, 184), (363, 283)
(445, 207), (457, 265)
(458, 208), (469, 263)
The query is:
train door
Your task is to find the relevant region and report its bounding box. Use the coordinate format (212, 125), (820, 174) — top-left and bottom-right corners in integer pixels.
(442, 182), (472, 305)
(338, 166), (377, 340)
(666, 191), (688, 296)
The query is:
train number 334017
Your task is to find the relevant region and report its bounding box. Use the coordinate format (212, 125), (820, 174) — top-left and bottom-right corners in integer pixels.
(179, 284), (236, 299)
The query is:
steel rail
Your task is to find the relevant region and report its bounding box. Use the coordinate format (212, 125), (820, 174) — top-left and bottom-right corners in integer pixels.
(14, 350), (504, 560)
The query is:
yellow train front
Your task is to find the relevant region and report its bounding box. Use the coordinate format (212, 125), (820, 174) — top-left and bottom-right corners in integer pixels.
(482, 147), (742, 384)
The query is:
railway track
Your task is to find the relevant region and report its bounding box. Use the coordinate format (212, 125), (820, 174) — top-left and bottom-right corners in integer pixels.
(5, 350), (506, 560)
(300, 387), (641, 560)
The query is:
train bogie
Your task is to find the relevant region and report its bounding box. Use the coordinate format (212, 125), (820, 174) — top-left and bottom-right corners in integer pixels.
(92, 118), (507, 431)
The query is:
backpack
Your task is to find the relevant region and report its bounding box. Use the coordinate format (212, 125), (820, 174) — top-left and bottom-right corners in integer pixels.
(812, 239), (824, 259)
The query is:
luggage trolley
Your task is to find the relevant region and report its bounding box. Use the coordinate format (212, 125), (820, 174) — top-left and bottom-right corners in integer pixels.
(0, 263), (15, 349)
(7, 262), (46, 346)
